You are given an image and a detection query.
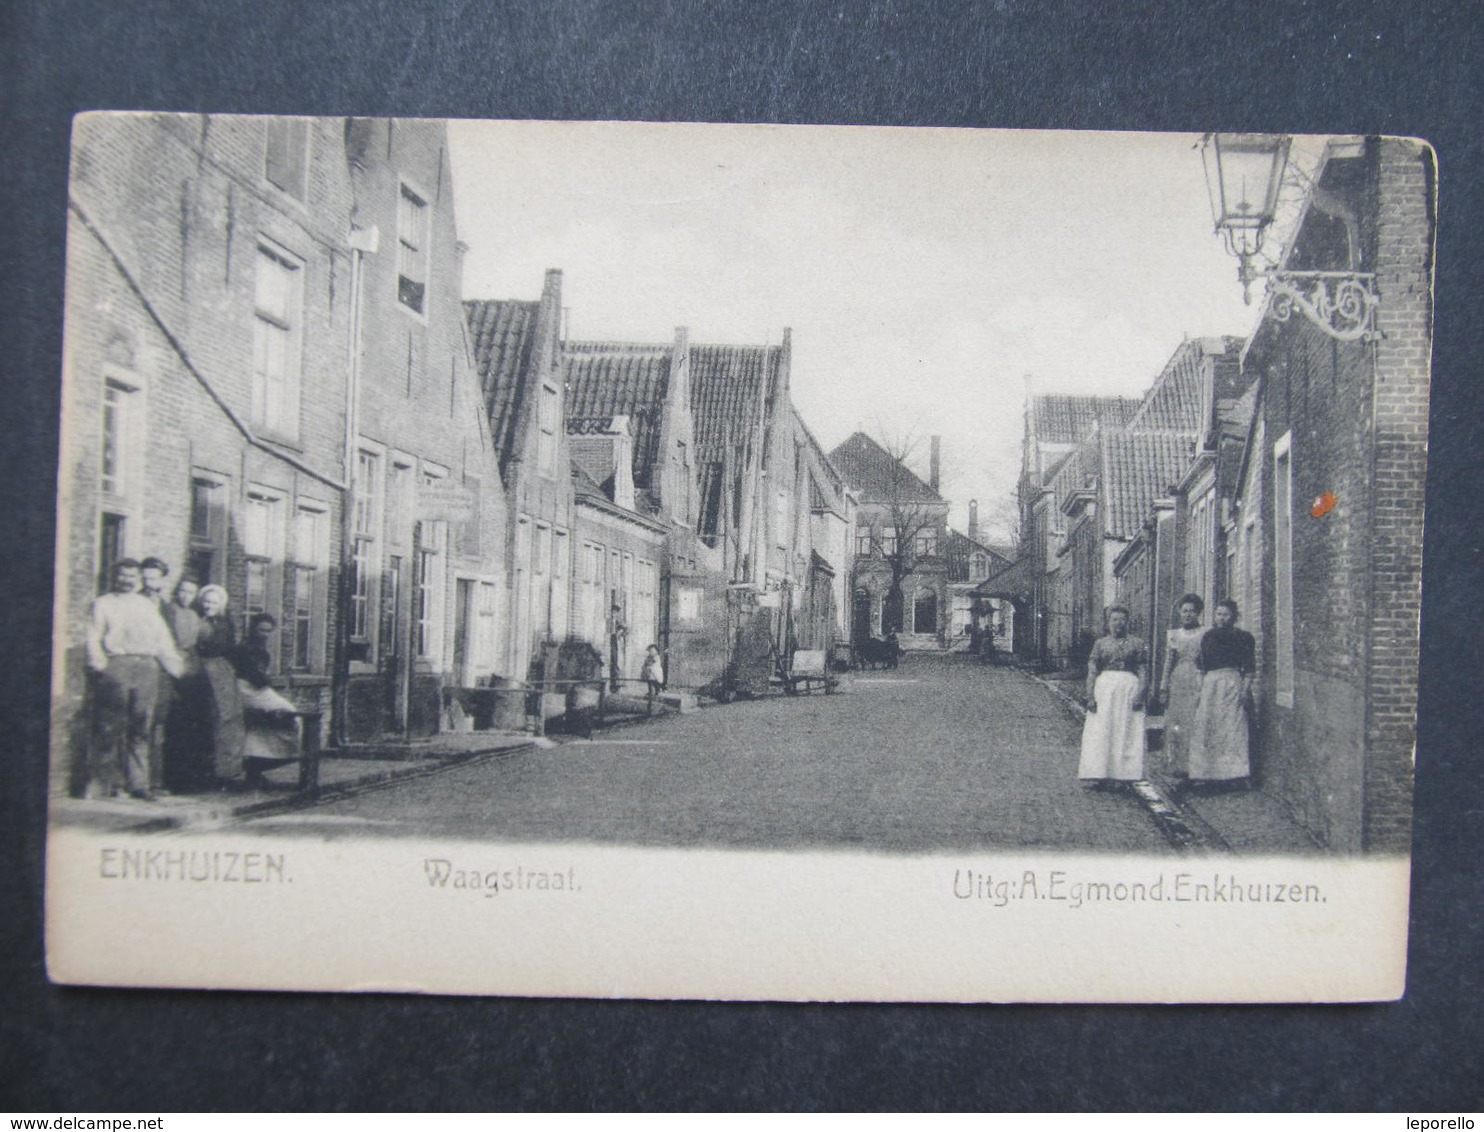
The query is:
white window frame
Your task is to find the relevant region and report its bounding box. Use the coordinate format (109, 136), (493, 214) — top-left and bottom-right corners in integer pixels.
(291, 498), (330, 673)
(1243, 515), (1259, 634)
(241, 484), (286, 639)
(1273, 432), (1295, 707)
(396, 179), (431, 319)
(100, 375), (139, 501)
(386, 455), (414, 549)
(252, 239), (304, 442)
(476, 579), (501, 668)
(537, 382), (559, 477)
(349, 445), (385, 653)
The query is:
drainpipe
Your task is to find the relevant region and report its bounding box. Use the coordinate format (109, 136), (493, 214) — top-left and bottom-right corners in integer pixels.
(333, 223), (379, 745)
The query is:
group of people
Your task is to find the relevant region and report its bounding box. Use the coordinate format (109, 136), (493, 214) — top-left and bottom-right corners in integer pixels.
(1077, 594), (1256, 792)
(85, 556), (299, 801)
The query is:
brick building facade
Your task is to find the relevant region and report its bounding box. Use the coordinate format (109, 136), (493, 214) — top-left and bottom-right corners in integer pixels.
(340, 118), (509, 741)
(1229, 137), (1433, 852)
(831, 432), (951, 651)
(465, 271), (577, 689)
(55, 114), (509, 776)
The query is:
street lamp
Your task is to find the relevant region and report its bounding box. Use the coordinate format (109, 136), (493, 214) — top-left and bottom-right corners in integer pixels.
(1200, 132), (1378, 341)
(1200, 133), (1290, 302)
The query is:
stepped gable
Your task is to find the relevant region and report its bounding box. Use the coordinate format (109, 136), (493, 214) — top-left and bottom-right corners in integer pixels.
(827, 432), (943, 504)
(1032, 394), (1139, 446)
(562, 340), (672, 490)
(1100, 430), (1197, 539)
(464, 298), (539, 469)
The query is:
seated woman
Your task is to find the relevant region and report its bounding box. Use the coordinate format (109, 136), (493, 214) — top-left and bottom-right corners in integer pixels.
(233, 613), (299, 715)
(232, 613), (303, 772)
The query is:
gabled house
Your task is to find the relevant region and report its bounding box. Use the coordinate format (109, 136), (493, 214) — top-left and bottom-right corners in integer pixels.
(1225, 137), (1432, 852)
(465, 270), (576, 686)
(341, 118), (511, 740)
(563, 327), (820, 693)
(58, 113), (354, 786)
(56, 113), (508, 787)
(1015, 392), (1139, 665)
(1106, 335), (1248, 681)
(831, 432), (951, 650)
(944, 527), (1013, 648)
(794, 412), (855, 654)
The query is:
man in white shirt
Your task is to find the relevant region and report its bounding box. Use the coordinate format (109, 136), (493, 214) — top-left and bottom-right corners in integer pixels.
(87, 559), (184, 800)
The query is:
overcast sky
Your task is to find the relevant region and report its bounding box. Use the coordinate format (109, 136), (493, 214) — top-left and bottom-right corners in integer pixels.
(447, 121), (1282, 541)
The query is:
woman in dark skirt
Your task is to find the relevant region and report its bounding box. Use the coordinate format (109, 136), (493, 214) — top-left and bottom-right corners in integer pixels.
(194, 584), (246, 785)
(1188, 598), (1256, 785)
(160, 575), (206, 789)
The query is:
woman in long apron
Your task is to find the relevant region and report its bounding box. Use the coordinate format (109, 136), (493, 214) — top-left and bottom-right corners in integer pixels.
(1158, 594), (1206, 779)
(194, 584), (246, 785)
(1079, 605), (1149, 785)
(1188, 598), (1256, 786)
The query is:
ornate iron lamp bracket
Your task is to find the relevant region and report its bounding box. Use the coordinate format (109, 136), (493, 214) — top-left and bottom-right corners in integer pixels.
(1265, 270), (1379, 342)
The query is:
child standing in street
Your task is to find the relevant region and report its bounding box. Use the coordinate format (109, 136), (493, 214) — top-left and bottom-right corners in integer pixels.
(641, 644), (665, 713)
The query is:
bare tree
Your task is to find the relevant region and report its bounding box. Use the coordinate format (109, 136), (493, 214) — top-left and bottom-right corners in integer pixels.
(981, 490), (1023, 558)
(860, 430), (947, 634)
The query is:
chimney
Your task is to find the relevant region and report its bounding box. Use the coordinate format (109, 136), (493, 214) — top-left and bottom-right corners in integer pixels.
(968, 499), (978, 541)
(930, 435), (941, 492)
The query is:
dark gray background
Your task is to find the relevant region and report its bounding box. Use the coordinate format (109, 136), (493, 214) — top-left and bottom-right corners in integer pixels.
(3, 0), (1480, 1111)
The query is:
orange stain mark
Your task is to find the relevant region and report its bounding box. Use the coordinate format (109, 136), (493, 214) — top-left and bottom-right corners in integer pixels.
(1311, 492), (1338, 518)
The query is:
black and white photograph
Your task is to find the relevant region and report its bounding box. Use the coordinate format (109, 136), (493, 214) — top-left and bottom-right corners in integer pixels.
(45, 115), (1431, 1001)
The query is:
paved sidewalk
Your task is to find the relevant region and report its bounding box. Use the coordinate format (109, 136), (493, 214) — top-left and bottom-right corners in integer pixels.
(1026, 667), (1319, 854)
(48, 730), (540, 835)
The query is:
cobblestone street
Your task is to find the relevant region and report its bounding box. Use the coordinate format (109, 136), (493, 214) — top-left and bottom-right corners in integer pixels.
(230, 653), (1179, 852)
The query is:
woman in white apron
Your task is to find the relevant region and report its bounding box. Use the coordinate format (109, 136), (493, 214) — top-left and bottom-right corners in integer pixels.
(1079, 605), (1149, 785)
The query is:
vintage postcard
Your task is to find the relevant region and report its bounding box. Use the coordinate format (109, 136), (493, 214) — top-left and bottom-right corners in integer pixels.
(45, 117), (1431, 1001)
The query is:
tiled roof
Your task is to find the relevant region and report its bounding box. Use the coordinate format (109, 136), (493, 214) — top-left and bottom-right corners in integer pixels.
(1126, 343), (1206, 434)
(944, 528), (1011, 583)
(691, 344), (777, 461)
(1047, 440), (1098, 514)
(973, 553), (1038, 601)
(464, 299), (539, 468)
(1219, 379), (1260, 436)
(1126, 335), (1247, 435)
(563, 341), (672, 490)
(690, 343), (782, 533)
(827, 432), (943, 504)
(1100, 431), (1197, 539)
(1032, 395), (1138, 446)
